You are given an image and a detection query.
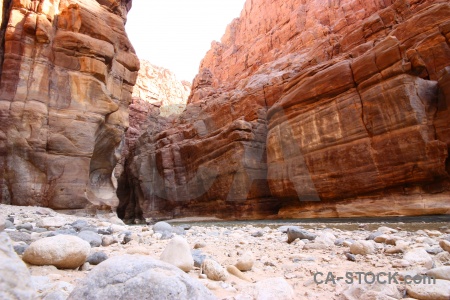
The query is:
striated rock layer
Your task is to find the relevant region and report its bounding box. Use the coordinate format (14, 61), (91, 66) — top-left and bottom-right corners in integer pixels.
(116, 60), (190, 221)
(0, 0), (139, 211)
(123, 0), (450, 220)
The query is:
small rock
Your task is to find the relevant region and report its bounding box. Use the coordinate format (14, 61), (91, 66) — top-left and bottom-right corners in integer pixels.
(192, 249), (209, 268)
(70, 220), (89, 232)
(120, 231), (133, 244)
(391, 259), (410, 268)
(426, 266), (450, 281)
(202, 259), (228, 281)
(367, 231), (383, 240)
(235, 251), (254, 271)
(22, 235), (90, 269)
(254, 277), (295, 300)
(194, 242), (206, 249)
(13, 243), (29, 255)
(373, 234), (389, 243)
(377, 226), (397, 234)
(345, 253), (356, 261)
(16, 223), (33, 231)
(226, 265), (252, 282)
(425, 230), (442, 237)
(287, 227), (317, 243)
(426, 247), (443, 255)
(77, 231), (102, 247)
(160, 236), (194, 272)
(7, 231), (32, 244)
(406, 279), (450, 300)
(101, 235), (116, 247)
(87, 252), (108, 265)
(153, 221), (172, 237)
(439, 240), (450, 252)
(403, 248), (433, 269)
(251, 231), (264, 237)
(97, 227), (113, 235)
(350, 240), (375, 255)
(37, 217), (67, 229)
(5, 220), (15, 229)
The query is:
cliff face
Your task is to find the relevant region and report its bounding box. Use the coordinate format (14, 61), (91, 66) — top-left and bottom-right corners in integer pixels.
(125, 0), (450, 220)
(132, 60), (190, 117)
(116, 60), (190, 221)
(0, 0), (139, 211)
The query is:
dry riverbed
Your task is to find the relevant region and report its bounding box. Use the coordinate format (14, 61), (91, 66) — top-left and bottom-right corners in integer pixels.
(1, 204), (450, 300)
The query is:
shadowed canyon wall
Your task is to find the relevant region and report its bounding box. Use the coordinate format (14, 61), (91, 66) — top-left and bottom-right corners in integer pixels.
(116, 60), (190, 221)
(123, 0), (450, 220)
(0, 0), (139, 211)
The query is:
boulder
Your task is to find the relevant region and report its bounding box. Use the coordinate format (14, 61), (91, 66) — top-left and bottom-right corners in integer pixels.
(68, 255), (215, 300)
(22, 235), (90, 269)
(0, 233), (35, 300)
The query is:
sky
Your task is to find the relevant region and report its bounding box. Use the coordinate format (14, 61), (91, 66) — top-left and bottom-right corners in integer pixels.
(125, 0), (247, 82)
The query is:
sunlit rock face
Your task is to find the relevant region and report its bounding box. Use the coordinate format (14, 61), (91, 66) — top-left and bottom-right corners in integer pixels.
(132, 60), (190, 117)
(124, 0), (450, 220)
(0, 0), (139, 211)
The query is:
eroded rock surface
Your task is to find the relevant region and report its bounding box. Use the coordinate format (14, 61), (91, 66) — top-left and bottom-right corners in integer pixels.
(123, 0), (450, 220)
(0, 0), (139, 212)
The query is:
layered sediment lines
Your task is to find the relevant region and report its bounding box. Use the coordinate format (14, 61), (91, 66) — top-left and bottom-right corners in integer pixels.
(0, 0), (139, 211)
(123, 0), (450, 220)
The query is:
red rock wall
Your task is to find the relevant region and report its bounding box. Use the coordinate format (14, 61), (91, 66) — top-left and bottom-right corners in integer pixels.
(124, 0), (450, 220)
(0, 0), (139, 211)
(116, 60), (191, 222)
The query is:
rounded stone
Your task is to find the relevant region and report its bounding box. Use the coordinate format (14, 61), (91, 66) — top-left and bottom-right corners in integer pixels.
(350, 240), (376, 255)
(202, 259), (228, 281)
(160, 236), (194, 272)
(22, 235), (90, 269)
(67, 255), (215, 300)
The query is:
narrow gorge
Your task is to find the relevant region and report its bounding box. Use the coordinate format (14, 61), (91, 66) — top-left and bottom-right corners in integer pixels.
(0, 0), (449, 222)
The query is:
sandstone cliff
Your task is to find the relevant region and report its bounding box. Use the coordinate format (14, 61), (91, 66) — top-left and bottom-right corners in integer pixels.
(132, 60), (190, 117)
(116, 60), (190, 221)
(0, 0), (139, 211)
(123, 0), (450, 220)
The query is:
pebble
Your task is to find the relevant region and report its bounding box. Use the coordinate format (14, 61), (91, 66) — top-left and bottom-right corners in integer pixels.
(350, 240), (375, 255)
(226, 265), (252, 282)
(77, 231), (102, 247)
(202, 259), (228, 281)
(439, 240), (450, 252)
(87, 252), (108, 265)
(235, 251), (254, 271)
(286, 227), (317, 243)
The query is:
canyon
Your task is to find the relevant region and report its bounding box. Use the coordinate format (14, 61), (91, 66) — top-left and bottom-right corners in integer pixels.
(0, 0), (449, 221)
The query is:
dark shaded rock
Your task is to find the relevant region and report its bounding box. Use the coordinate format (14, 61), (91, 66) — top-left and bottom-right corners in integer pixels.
(7, 232), (32, 244)
(87, 252), (108, 265)
(77, 231), (102, 248)
(287, 227), (317, 243)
